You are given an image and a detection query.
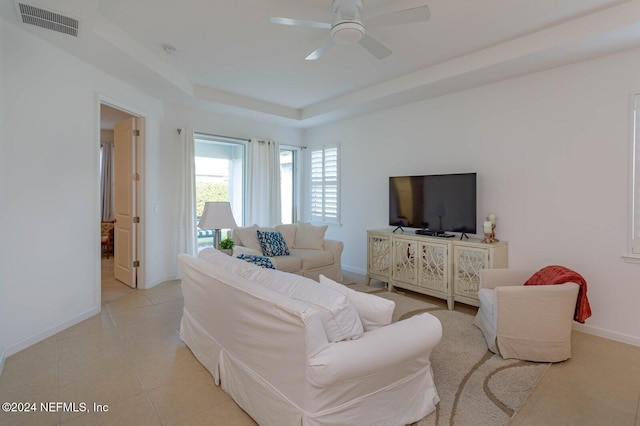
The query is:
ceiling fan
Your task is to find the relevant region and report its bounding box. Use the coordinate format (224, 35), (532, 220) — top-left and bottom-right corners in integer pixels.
(270, 0), (430, 60)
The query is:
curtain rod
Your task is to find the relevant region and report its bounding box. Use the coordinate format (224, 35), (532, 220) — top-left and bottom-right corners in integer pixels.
(177, 129), (306, 148)
(177, 129), (250, 143)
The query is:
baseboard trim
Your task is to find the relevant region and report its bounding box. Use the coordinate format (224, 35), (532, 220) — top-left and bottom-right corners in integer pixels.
(342, 264), (366, 275)
(5, 306), (101, 358)
(573, 322), (640, 347)
(145, 274), (178, 289)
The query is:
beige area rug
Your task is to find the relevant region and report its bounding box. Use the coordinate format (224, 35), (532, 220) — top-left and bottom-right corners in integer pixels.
(345, 283), (549, 426)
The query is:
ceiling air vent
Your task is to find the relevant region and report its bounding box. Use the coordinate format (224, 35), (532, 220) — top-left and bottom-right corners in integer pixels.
(16, 3), (79, 37)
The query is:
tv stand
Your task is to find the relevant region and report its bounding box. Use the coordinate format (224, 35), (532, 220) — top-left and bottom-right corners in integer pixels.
(366, 229), (508, 310)
(392, 225), (405, 233)
(459, 232), (470, 240)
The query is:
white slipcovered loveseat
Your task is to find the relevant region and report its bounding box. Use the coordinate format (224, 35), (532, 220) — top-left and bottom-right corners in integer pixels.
(231, 222), (343, 282)
(179, 249), (442, 425)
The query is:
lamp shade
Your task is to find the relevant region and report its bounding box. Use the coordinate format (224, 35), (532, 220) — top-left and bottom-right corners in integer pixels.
(198, 202), (237, 230)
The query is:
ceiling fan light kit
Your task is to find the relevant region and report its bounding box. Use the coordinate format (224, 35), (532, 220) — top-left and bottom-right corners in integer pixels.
(331, 21), (364, 44)
(270, 0), (430, 60)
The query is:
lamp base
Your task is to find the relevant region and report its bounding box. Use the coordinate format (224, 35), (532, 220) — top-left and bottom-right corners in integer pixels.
(214, 229), (222, 249)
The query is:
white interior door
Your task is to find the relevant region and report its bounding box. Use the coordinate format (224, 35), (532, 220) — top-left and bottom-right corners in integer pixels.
(114, 117), (138, 288)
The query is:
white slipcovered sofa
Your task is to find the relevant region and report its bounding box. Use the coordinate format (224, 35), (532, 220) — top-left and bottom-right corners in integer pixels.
(179, 249), (442, 426)
(232, 222), (343, 282)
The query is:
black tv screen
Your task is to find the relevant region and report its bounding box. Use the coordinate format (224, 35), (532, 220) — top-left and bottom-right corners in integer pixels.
(389, 173), (477, 234)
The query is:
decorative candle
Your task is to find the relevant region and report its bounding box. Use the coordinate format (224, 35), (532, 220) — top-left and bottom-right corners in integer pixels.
(483, 221), (492, 234)
(487, 213), (496, 225)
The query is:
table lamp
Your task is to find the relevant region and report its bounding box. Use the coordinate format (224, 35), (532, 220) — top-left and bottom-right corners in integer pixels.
(198, 201), (237, 249)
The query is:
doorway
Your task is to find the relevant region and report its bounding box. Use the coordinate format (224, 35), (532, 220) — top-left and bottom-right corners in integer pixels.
(100, 102), (145, 302)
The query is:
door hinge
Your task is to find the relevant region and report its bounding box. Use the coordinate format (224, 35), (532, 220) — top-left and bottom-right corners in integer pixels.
(133, 260), (140, 268)
(133, 173), (140, 181)
(133, 129), (140, 137)
(133, 216), (140, 223)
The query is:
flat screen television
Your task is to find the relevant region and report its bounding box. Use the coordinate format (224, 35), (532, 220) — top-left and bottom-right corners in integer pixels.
(389, 173), (477, 235)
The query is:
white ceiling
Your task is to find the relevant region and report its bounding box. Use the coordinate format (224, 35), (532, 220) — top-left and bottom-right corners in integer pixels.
(3, 0), (640, 128)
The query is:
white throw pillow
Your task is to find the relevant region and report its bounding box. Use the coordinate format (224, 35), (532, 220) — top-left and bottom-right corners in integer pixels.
(319, 275), (395, 331)
(275, 224), (297, 249)
(294, 222), (327, 250)
(232, 225), (262, 253)
(248, 268), (363, 342)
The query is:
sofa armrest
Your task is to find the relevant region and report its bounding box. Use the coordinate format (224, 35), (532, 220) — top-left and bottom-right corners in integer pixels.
(480, 269), (537, 289)
(323, 239), (343, 256)
(495, 283), (579, 340)
(308, 313), (442, 386)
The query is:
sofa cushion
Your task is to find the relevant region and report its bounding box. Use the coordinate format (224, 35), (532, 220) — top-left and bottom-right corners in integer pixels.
(237, 254), (276, 269)
(248, 268), (363, 342)
(289, 248), (334, 270)
(257, 230), (290, 257)
(319, 275), (395, 331)
(294, 222), (327, 250)
(275, 224), (297, 249)
(198, 248), (260, 278)
(233, 245), (262, 257)
(269, 255), (302, 273)
(232, 225), (262, 253)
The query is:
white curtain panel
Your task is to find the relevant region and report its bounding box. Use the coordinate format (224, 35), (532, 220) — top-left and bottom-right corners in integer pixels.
(246, 139), (282, 226)
(177, 128), (197, 256)
(100, 142), (115, 222)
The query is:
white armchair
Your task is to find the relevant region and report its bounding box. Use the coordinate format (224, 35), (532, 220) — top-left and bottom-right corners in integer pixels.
(473, 269), (580, 363)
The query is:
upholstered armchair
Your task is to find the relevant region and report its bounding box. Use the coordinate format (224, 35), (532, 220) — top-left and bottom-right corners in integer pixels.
(473, 269), (580, 363)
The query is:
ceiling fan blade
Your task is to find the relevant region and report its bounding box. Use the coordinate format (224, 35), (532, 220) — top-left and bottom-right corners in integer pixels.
(270, 17), (332, 30)
(367, 5), (430, 29)
(305, 39), (335, 61)
(359, 35), (392, 59)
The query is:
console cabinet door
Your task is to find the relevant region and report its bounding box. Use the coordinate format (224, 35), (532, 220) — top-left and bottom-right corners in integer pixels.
(453, 245), (490, 301)
(368, 232), (390, 280)
(392, 237), (417, 285)
(418, 241), (449, 293)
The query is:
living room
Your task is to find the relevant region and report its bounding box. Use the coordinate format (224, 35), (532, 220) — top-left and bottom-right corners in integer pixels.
(1, 0), (640, 424)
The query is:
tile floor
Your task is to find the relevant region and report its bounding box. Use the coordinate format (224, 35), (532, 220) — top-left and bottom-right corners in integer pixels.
(0, 263), (638, 425)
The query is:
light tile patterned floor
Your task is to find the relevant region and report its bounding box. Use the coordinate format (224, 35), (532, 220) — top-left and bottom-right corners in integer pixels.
(0, 265), (638, 425)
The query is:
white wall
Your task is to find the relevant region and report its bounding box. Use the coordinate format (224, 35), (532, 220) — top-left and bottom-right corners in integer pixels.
(0, 19), (165, 359)
(305, 48), (640, 345)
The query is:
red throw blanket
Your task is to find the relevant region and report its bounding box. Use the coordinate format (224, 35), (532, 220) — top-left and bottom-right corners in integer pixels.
(524, 265), (592, 323)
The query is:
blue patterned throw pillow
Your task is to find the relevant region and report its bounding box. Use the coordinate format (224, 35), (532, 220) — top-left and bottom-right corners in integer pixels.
(257, 230), (290, 257)
(236, 254), (276, 269)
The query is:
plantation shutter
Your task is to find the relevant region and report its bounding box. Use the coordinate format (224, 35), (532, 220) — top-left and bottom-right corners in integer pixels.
(310, 145), (340, 224)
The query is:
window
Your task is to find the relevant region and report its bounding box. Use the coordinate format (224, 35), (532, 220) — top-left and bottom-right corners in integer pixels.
(280, 147), (300, 224)
(309, 145), (340, 224)
(194, 133), (246, 247)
